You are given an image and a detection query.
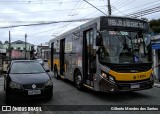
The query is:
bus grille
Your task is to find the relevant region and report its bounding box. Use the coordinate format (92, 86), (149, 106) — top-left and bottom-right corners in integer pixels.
(102, 62), (152, 73)
(113, 67), (148, 73)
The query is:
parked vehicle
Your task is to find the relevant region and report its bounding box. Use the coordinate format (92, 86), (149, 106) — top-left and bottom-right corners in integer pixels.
(48, 16), (154, 92)
(4, 60), (53, 103)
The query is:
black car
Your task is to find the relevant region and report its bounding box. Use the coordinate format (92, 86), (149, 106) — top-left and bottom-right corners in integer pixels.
(4, 60), (53, 103)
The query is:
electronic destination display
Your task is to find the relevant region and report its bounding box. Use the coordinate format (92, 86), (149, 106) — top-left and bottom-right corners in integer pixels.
(100, 17), (149, 31)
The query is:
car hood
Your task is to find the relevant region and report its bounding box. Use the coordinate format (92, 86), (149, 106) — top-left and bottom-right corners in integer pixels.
(9, 73), (50, 85)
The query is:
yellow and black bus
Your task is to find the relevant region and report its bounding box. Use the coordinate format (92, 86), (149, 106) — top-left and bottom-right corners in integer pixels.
(49, 16), (154, 92)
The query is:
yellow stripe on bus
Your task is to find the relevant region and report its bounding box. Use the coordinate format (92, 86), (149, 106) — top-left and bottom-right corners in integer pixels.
(109, 69), (152, 81)
(53, 59), (66, 72)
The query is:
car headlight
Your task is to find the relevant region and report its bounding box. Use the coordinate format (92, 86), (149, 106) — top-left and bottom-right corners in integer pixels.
(9, 81), (21, 89)
(45, 79), (53, 86)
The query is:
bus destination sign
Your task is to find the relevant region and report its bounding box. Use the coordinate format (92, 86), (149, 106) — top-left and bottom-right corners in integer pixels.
(108, 18), (147, 29)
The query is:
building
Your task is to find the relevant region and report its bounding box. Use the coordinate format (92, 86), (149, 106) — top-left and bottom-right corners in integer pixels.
(151, 35), (160, 80)
(37, 43), (50, 60)
(3, 40), (32, 51)
(0, 40), (33, 59)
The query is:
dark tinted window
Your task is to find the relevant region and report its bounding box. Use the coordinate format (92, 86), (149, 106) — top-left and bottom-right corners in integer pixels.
(10, 62), (45, 74)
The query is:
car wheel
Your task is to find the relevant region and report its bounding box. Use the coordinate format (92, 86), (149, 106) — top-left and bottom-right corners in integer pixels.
(46, 92), (53, 100)
(48, 94), (53, 100)
(74, 71), (84, 90)
(54, 67), (60, 79)
(6, 90), (11, 104)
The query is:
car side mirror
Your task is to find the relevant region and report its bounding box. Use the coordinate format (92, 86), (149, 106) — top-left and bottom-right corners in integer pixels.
(45, 69), (50, 72)
(96, 35), (102, 46)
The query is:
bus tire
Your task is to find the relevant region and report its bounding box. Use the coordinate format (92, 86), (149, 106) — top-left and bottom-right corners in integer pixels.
(6, 89), (11, 104)
(54, 67), (60, 79)
(74, 71), (83, 90)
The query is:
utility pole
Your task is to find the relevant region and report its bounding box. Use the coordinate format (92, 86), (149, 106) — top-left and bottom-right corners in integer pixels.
(41, 43), (42, 58)
(9, 31), (11, 60)
(108, 0), (111, 15)
(25, 33), (27, 59)
(83, 0), (107, 16)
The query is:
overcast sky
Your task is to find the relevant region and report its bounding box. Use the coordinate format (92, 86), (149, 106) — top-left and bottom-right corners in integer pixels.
(0, 0), (160, 45)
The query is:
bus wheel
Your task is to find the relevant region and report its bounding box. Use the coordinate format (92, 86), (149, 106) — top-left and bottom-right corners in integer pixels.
(75, 71), (83, 90)
(54, 67), (60, 79)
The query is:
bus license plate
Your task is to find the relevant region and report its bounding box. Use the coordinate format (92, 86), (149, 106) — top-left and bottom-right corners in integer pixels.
(28, 90), (41, 95)
(131, 84), (140, 89)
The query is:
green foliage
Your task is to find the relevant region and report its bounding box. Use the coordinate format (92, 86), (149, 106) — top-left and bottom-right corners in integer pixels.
(149, 19), (160, 34)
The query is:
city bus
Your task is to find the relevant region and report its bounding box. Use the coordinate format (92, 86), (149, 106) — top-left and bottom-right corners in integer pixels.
(48, 16), (154, 92)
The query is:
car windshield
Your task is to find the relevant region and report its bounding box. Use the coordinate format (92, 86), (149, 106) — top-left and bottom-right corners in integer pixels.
(10, 62), (45, 74)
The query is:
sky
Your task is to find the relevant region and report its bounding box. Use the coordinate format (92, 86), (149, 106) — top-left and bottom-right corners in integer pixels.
(0, 0), (160, 45)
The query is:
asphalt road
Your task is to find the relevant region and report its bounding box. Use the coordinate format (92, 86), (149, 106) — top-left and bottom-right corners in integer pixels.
(0, 63), (160, 114)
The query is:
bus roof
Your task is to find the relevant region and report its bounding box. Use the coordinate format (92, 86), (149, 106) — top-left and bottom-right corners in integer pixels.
(49, 16), (148, 43)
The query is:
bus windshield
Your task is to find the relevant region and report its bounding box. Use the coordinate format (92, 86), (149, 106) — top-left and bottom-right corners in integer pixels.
(98, 30), (151, 64)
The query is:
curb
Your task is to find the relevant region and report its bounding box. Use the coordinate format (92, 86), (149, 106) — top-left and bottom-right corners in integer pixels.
(154, 83), (160, 88)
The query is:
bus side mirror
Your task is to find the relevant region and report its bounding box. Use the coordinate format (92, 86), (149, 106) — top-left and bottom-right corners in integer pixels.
(96, 35), (102, 46)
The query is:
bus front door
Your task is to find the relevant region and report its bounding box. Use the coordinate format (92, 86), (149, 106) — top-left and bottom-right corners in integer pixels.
(51, 42), (54, 71)
(83, 30), (95, 87)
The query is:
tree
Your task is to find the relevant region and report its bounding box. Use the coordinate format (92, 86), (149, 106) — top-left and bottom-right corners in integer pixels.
(149, 19), (160, 34)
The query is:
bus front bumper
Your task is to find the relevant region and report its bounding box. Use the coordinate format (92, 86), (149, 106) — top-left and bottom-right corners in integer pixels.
(99, 78), (154, 92)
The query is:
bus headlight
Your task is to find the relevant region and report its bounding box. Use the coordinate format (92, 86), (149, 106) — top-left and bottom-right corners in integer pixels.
(109, 76), (115, 83)
(9, 81), (21, 89)
(101, 72), (107, 78)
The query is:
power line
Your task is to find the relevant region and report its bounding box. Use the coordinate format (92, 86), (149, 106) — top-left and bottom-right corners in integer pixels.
(0, 0), (96, 4)
(113, 0), (160, 15)
(0, 18), (93, 29)
(129, 3), (160, 15)
(29, 26), (66, 36)
(58, 0), (82, 35)
(114, 0), (135, 9)
(112, 0), (124, 6)
(111, 6), (127, 16)
(114, 0), (129, 7)
(128, 5), (160, 17)
(83, 0), (107, 16)
(0, 5), (106, 15)
(112, 0), (135, 13)
(112, 0), (120, 5)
